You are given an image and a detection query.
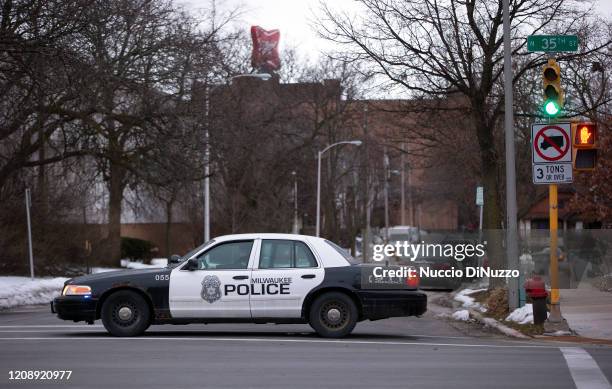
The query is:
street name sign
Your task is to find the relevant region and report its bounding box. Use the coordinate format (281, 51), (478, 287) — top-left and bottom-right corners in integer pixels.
(527, 35), (578, 52)
(531, 123), (573, 184)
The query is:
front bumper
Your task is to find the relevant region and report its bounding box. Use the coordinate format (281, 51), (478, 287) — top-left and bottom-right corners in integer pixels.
(357, 290), (427, 320)
(51, 296), (98, 322)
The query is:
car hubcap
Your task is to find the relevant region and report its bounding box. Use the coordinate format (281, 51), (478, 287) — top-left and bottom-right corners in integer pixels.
(327, 308), (341, 323)
(320, 301), (348, 329)
(118, 306), (133, 321)
(112, 302), (138, 327)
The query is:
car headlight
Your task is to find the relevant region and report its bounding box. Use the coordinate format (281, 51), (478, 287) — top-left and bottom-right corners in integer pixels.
(62, 285), (92, 296)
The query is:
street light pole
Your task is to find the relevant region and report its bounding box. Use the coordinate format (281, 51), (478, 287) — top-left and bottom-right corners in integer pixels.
(503, 0), (519, 310)
(316, 140), (362, 237)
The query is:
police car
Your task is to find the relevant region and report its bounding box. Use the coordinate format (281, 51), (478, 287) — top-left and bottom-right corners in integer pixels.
(51, 234), (427, 338)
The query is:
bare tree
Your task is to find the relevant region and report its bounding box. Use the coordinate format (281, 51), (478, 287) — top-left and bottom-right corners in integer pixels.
(316, 0), (610, 284)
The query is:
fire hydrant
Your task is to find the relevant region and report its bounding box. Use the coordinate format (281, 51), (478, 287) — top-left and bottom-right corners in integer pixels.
(524, 275), (548, 325)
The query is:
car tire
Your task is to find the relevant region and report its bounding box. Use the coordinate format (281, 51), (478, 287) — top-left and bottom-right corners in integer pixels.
(101, 290), (150, 337)
(309, 292), (357, 338)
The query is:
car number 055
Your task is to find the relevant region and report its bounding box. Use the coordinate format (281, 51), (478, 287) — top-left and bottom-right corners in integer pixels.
(155, 274), (169, 281)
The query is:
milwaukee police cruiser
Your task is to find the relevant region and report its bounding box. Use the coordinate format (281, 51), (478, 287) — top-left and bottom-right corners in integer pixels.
(51, 234), (426, 338)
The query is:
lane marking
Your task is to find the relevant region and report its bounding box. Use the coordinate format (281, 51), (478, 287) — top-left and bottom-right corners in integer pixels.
(560, 347), (612, 389)
(0, 327), (471, 339)
(0, 330), (102, 332)
(0, 336), (559, 349)
(0, 325), (103, 328)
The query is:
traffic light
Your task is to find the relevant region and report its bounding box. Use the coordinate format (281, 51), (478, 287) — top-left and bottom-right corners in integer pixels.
(572, 122), (598, 171)
(542, 59), (564, 117)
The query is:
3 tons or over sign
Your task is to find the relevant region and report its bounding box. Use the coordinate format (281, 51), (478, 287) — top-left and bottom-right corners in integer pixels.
(531, 123), (573, 184)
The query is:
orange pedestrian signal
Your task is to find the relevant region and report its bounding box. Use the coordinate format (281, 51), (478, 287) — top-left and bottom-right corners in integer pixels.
(577, 125), (594, 146)
(571, 122), (598, 171)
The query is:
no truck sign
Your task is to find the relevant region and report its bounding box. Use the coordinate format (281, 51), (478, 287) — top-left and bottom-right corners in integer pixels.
(531, 123), (573, 184)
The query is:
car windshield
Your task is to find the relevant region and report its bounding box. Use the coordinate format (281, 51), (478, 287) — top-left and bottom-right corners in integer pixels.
(168, 240), (215, 268)
(324, 239), (359, 265)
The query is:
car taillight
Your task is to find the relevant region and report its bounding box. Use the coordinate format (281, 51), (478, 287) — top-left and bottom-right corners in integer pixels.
(406, 271), (419, 289)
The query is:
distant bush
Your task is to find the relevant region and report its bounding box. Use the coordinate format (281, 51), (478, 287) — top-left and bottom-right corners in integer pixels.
(121, 237), (154, 260)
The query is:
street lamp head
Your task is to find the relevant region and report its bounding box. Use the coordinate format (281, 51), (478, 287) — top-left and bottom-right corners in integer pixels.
(350, 140), (363, 146)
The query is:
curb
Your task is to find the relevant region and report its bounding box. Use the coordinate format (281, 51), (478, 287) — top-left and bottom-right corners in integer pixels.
(468, 309), (531, 339)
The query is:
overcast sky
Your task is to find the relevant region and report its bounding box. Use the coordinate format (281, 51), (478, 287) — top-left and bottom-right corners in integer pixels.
(179, 0), (612, 60)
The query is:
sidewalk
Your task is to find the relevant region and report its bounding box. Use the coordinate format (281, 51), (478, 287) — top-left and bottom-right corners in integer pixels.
(560, 283), (612, 340)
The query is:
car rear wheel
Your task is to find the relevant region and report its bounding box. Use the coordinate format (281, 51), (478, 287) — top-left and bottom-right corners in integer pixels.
(309, 292), (357, 338)
(101, 290), (150, 337)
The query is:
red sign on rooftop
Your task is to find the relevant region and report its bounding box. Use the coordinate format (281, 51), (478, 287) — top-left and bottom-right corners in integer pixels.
(251, 26), (281, 73)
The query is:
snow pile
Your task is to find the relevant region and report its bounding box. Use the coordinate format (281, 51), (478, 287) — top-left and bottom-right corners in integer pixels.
(454, 288), (487, 312)
(121, 259), (166, 269)
(0, 277), (68, 310)
(505, 304), (534, 324)
(452, 309), (470, 321)
(120, 259), (165, 269)
(150, 258), (168, 267)
(91, 267), (120, 274)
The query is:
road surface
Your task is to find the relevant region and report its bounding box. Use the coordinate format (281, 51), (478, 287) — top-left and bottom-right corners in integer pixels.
(1, 302), (611, 389)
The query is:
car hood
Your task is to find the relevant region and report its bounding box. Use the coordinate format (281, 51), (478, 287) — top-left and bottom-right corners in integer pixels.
(66, 267), (165, 285)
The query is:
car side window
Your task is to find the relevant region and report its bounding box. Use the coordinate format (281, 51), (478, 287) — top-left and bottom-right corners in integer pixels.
(259, 240), (317, 269)
(196, 240), (253, 270)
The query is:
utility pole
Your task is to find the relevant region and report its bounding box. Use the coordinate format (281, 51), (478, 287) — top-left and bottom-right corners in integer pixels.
(400, 144), (406, 226)
(292, 171), (298, 234)
(383, 147), (390, 241)
(25, 188), (34, 280)
(503, 0), (519, 311)
(204, 83), (211, 243)
(363, 104), (371, 261)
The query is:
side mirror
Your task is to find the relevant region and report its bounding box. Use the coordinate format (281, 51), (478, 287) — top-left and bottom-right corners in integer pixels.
(169, 254), (182, 264)
(186, 258), (198, 271)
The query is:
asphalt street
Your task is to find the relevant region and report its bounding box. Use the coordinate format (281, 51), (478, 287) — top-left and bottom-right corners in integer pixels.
(1, 299), (611, 389)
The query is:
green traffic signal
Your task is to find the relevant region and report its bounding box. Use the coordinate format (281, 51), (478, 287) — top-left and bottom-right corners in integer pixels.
(542, 59), (564, 118)
(544, 100), (560, 116)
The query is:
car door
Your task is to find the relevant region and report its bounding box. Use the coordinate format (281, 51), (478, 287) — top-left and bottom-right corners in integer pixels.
(250, 239), (324, 318)
(169, 240), (254, 319)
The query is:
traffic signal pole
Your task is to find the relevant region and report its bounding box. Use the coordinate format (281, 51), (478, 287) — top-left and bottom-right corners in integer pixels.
(541, 55), (569, 333)
(547, 184), (562, 321)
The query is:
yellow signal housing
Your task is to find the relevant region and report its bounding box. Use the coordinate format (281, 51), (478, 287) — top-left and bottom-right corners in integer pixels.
(542, 59), (564, 116)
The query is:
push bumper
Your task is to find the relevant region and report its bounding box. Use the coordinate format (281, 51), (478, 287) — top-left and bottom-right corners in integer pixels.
(357, 290), (427, 320)
(51, 296), (98, 322)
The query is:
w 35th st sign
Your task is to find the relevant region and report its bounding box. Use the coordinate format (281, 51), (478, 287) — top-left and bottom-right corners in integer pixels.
(532, 123), (573, 184)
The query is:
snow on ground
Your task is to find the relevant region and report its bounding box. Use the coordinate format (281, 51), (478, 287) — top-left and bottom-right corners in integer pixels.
(452, 309), (470, 321)
(0, 276), (68, 310)
(0, 260), (167, 310)
(453, 288), (487, 312)
(505, 304), (534, 325)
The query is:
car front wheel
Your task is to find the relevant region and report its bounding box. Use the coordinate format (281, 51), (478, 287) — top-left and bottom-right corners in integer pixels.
(101, 290), (150, 337)
(309, 292), (357, 338)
